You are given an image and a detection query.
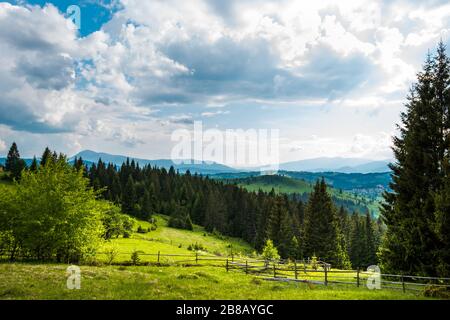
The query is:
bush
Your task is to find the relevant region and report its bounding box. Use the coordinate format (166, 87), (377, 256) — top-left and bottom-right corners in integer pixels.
(131, 250), (143, 265)
(424, 285), (450, 299)
(137, 225), (147, 234)
(261, 239), (280, 262)
(105, 246), (119, 265)
(187, 242), (206, 251)
(311, 255), (318, 270)
(102, 204), (135, 239)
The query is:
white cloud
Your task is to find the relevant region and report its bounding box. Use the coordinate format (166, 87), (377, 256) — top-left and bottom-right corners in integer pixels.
(0, 138), (6, 152)
(1, 0), (449, 161)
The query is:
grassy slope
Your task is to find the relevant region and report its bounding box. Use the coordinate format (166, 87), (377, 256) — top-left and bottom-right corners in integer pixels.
(0, 264), (429, 300)
(0, 215), (431, 300)
(99, 215), (253, 264)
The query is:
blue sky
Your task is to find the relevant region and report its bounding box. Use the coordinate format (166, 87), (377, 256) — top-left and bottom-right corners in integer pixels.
(0, 0), (450, 165)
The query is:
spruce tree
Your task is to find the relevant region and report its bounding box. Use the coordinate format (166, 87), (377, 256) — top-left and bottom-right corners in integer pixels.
(303, 179), (350, 268)
(381, 42), (450, 276)
(121, 175), (137, 215)
(40, 147), (53, 167)
(5, 142), (26, 180)
(29, 156), (38, 172)
(363, 211), (377, 266)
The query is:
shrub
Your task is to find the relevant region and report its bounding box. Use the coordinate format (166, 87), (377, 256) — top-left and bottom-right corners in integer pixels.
(105, 246), (119, 265)
(131, 250), (143, 265)
(261, 239), (280, 263)
(424, 285), (450, 299)
(187, 242), (206, 251)
(137, 225), (147, 234)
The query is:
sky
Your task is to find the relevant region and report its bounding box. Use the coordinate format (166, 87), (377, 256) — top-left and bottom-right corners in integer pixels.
(0, 0), (450, 166)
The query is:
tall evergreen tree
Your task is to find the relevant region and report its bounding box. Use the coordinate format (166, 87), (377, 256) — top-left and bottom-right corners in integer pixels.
(381, 42), (450, 276)
(40, 147), (53, 167)
(121, 176), (137, 215)
(5, 142), (26, 180)
(303, 179), (350, 268)
(29, 156), (38, 172)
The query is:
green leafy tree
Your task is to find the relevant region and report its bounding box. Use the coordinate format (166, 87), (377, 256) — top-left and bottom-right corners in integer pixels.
(0, 157), (105, 262)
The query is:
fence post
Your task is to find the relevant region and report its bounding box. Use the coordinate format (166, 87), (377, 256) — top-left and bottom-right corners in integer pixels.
(157, 251), (160, 263)
(245, 260), (248, 274)
(232, 253), (234, 262)
(273, 262), (276, 278)
(356, 268), (360, 287)
(195, 252), (198, 264)
(226, 259), (229, 272)
(401, 275), (405, 293)
(324, 265), (328, 286)
(294, 261), (298, 279)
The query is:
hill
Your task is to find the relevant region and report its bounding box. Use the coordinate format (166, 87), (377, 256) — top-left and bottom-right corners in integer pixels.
(99, 214), (253, 263)
(234, 175), (381, 217)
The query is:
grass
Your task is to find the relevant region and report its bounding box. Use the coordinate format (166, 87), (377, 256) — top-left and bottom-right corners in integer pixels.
(0, 216), (438, 300)
(0, 263), (431, 300)
(97, 215), (253, 264)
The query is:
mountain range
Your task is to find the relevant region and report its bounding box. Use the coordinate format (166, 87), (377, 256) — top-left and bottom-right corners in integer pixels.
(0, 150), (392, 174)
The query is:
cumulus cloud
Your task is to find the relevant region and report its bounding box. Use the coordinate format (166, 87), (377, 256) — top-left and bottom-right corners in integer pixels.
(0, 138), (6, 152)
(1, 0), (449, 160)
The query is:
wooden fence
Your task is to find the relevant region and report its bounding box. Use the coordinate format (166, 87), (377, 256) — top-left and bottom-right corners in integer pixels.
(3, 250), (450, 293)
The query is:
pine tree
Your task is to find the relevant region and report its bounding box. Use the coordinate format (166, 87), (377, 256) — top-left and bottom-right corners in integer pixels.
(303, 179), (350, 268)
(434, 152), (450, 276)
(363, 211), (377, 266)
(5, 142), (26, 180)
(40, 147), (53, 167)
(349, 213), (364, 268)
(121, 176), (137, 215)
(29, 156), (38, 172)
(381, 42), (450, 276)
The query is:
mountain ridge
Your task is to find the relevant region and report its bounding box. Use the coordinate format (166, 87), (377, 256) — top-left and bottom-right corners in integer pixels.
(1, 150), (393, 174)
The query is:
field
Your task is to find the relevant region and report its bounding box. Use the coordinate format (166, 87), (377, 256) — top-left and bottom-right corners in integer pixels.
(96, 215), (253, 264)
(0, 263), (430, 300)
(0, 215), (435, 300)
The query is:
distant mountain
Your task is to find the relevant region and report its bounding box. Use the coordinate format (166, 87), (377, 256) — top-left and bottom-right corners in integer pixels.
(69, 150), (237, 174)
(2, 151), (392, 174)
(278, 157), (392, 173)
(211, 170), (392, 192)
(0, 158), (34, 167)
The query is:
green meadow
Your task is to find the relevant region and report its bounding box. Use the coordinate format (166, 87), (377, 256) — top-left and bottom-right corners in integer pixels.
(0, 215), (432, 300)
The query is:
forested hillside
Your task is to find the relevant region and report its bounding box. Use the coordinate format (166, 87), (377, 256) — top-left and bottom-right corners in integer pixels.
(1, 145), (382, 269)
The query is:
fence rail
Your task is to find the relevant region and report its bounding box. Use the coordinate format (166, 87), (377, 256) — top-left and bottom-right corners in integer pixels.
(2, 250), (449, 294)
